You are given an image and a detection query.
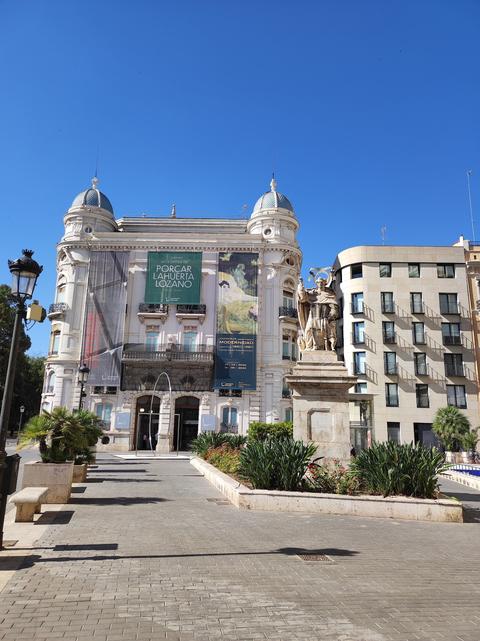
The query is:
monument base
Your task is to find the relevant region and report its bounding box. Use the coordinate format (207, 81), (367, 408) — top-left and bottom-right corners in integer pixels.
(285, 351), (357, 466)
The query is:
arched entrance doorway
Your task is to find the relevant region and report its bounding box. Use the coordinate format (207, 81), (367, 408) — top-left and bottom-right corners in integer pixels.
(134, 395), (160, 450)
(174, 396), (199, 451)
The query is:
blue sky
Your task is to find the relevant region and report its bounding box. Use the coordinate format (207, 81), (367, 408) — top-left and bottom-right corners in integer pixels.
(0, 0), (479, 355)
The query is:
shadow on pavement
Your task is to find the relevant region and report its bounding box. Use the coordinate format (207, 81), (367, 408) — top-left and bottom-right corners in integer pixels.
(68, 496), (170, 505)
(35, 511), (75, 525)
(86, 477), (162, 483)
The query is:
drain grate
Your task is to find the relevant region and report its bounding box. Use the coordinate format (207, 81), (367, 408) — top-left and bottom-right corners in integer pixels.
(297, 554), (334, 562)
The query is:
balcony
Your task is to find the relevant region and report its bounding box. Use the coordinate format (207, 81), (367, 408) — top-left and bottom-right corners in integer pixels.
(351, 304), (364, 315)
(410, 303), (424, 314)
(381, 303), (395, 314)
(279, 306), (298, 321)
(384, 365), (398, 376)
(137, 303), (168, 322)
(122, 343), (214, 363)
(47, 302), (68, 319)
(176, 304), (206, 321)
(443, 335), (461, 346)
(440, 305), (459, 315)
(383, 334), (396, 344)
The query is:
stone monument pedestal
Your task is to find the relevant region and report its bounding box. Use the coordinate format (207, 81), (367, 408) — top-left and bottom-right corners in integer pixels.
(285, 351), (357, 466)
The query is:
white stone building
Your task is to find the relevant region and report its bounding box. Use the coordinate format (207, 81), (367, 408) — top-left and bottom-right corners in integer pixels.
(333, 245), (480, 448)
(42, 177), (301, 451)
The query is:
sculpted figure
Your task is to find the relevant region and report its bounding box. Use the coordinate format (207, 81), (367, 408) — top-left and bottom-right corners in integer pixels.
(297, 270), (339, 352)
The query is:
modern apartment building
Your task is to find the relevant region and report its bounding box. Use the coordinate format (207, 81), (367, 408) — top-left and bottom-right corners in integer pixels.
(41, 177), (301, 451)
(333, 245), (479, 448)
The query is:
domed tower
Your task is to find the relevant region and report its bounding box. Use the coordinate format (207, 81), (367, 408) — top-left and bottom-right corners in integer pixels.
(247, 176), (299, 245)
(63, 176), (117, 240)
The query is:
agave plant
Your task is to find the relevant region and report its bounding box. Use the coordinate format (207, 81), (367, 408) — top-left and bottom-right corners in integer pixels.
(191, 432), (247, 458)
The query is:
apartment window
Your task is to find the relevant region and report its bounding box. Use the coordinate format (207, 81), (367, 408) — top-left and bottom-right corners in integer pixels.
(444, 353), (464, 377)
(352, 321), (365, 344)
(379, 263), (391, 278)
(282, 290), (294, 309)
(282, 335), (297, 361)
(351, 292), (364, 314)
(384, 352), (397, 375)
(221, 406), (238, 431)
(437, 264), (455, 278)
(412, 322), (426, 345)
(441, 322), (461, 345)
(282, 382), (291, 398)
(146, 326), (159, 352)
(414, 352), (428, 376)
(387, 422), (400, 443)
(410, 292), (424, 314)
(183, 330), (197, 352)
(354, 382), (367, 393)
(353, 351), (366, 375)
(381, 292), (395, 313)
(447, 385), (467, 409)
(385, 383), (399, 407)
(285, 407), (293, 422)
(46, 371), (56, 393)
(439, 293), (459, 315)
(382, 321), (396, 343)
(50, 331), (60, 355)
(351, 263), (363, 279)
(408, 263), (420, 278)
(416, 384), (429, 408)
(336, 269), (342, 284)
(95, 402), (113, 429)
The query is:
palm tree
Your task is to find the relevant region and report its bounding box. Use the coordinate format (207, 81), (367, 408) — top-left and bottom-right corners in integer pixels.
(432, 406), (470, 453)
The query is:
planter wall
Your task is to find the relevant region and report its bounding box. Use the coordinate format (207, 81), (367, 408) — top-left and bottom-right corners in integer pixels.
(73, 463), (87, 483)
(191, 457), (463, 523)
(22, 462), (74, 503)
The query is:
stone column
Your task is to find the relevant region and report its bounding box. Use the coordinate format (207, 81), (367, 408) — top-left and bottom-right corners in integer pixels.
(285, 351), (356, 465)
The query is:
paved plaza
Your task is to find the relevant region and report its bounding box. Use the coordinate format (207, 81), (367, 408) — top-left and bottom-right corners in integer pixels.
(1, 456), (480, 641)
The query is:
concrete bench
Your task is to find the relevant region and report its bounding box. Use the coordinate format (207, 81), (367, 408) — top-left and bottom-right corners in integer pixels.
(9, 487), (49, 523)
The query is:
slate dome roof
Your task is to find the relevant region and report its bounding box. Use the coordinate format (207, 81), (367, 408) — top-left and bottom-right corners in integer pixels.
(71, 178), (114, 214)
(252, 177), (294, 214)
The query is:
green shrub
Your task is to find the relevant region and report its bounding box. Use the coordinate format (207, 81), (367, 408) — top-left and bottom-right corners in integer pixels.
(248, 421), (293, 442)
(432, 406), (470, 452)
(349, 441), (449, 499)
(305, 460), (360, 495)
(461, 428), (479, 453)
(239, 437), (316, 490)
(191, 432), (247, 458)
(205, 444), (241, 475)
(20, 408), (87, 463)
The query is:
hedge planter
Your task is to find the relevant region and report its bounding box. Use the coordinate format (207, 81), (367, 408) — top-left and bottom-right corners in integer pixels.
(22, 462), (74, 503)
(191, 457), (463, 523)
(73, 463), (88, 483)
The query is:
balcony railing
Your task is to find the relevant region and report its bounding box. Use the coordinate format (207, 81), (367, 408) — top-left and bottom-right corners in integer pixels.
(279, 306), (298, 319)
(440, 304), (459, 315)
(384, 365), (397, 375)
(138, 303), (169, 314)
(445, 366), (464, 377)
(383, 333), (396, 344)
(410, 303), (424, 314)
(47, 302), (68, 317)
(176, 304), (206, 315)
(443, 335), (461, 345)
(122, 343), (214, 362)
(381, 302), (395, 313)
(351, 304), (364, 315)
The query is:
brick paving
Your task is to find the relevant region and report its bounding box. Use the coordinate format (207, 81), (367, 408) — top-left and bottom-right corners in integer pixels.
(1, 456), (480, 641)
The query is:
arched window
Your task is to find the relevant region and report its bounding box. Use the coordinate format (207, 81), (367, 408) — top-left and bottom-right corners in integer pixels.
(46, 371), (56, 393)
(95, 402), (113, 428)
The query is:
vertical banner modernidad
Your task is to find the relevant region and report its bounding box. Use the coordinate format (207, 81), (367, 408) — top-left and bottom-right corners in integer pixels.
(145, 251), (202, 304)
(214, 252), (258, 390)
(83, 251), (129, 386)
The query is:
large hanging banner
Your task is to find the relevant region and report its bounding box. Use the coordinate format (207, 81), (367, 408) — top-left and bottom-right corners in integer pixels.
(83, 251), (129, 386)
(214, 252), (258, 390)
(145, 251), (202, 304)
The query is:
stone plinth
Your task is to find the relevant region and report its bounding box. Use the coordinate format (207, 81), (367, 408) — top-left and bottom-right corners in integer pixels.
(285, 351), (356, 465)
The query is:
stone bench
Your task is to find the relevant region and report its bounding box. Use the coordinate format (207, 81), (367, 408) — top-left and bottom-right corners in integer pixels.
(9, 487), (49, 522)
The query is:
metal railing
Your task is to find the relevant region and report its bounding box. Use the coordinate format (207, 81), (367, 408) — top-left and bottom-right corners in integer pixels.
(48, 302), (68, 315)
(443, 335), (462, 345)
(279, 306), (298, 319)
(138, 303), (169, 313)
(383, 333), (396, 344)
(123, 343), (214, 362)
(351, 304), (364, 315)
(176, 304), (207, 314)
(410, 303), (424, 314)
(440, 304), (459, 315)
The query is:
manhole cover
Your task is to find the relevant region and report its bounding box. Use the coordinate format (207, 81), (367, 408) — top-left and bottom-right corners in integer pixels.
(297, 554), (334, 562)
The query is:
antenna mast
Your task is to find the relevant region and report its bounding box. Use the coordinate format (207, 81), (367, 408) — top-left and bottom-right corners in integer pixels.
(381, 225), (387, 245)
(467, 170), (475, 241)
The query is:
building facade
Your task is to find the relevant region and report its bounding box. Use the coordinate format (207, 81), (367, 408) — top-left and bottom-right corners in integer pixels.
(42, 178), (301, 451)
(333, 245), (480, 448)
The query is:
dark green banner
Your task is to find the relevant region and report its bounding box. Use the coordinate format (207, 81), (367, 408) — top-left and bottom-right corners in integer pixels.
(145, 252), (202, 304)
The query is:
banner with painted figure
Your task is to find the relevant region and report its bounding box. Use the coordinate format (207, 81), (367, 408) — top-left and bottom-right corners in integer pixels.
(83, 251), (129, 386)
(145, 251), (202, 304)
(214, 252), (258, 390)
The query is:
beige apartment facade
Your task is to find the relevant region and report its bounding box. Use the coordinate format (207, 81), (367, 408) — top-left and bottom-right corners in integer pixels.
(333, 245), (479, 447)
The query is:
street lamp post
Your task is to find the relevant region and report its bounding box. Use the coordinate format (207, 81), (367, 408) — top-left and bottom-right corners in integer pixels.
(13, 405), (25, 438)
(77, 364), (90, 411)
(0, 249), (42, 549)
